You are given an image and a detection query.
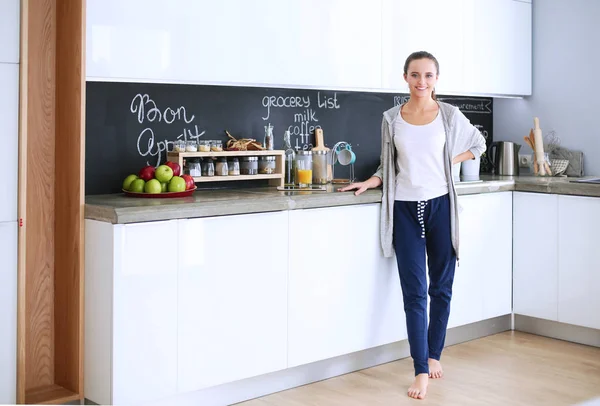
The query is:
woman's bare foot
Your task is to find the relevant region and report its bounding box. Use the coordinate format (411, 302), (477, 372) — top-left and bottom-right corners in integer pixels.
(407, 373), (428, 399)
(428, 358), (443, 379)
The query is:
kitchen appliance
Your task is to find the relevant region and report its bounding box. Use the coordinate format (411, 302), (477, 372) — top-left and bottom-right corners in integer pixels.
(489, 141), (521, 176)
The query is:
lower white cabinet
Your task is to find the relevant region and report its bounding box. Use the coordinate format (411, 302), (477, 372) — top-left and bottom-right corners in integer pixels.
(113, 220), (179, 405)
(0, 221), (17, 405)
(557, 195), (600, 330)
(85, 219), (179, 406)
(177, 211), (288, 392)
(448, 192), (513, 328)
(513, 192), (559, 321)
(84, 193), (517, 405)
(287, 203), (406, 367)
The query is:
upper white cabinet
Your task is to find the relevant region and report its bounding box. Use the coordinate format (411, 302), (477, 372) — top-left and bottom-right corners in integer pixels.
(0, 0), (20, 63)
(382, 0), (531, 96)
(513, 192), (559, 321)
(462, 0), (532, 96)
(86, 0), (382, 90)
(557, 195), (600, 330)
(287, 204), (405, 368)
(382, 0), (468, 94)
(0, 63), (19, 222)
(86, 0), (530, 95)
(177, 212), (288, 392)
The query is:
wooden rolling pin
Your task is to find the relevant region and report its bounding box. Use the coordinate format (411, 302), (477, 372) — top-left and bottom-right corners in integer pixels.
(533, 117), (547, 176)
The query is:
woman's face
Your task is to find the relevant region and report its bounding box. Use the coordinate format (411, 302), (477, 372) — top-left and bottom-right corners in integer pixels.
(404, 58), (438, 99)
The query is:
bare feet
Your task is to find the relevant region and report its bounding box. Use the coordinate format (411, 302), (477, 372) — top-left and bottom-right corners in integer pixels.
(407, 373), (428, 399)
(428, 358), (443, 379)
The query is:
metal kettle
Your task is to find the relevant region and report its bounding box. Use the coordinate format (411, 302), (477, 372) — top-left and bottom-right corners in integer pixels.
(489, 141), (521, 176)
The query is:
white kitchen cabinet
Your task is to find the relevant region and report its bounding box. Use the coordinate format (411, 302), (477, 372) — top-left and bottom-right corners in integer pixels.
(0, 0), (20, 63)
(86, 0), (382, 90)
(557, 195), (600, 330)
(0, 63), (19, 222)
(287, 203), (405, 368)
(0, 221), (17, 405)
(177, 212), (288, 392)
(382, 0), (531, 96)
(85, 220), (179, 406)
(112, 221), (179, 405)
(382, 0), (467, 94)
(462, 0), (532, 96)
(449, 192), (513, 328)
(513, 192), (559, 321)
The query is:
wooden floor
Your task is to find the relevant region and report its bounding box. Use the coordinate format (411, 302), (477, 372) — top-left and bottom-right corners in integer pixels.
(238, 331), (600, 406)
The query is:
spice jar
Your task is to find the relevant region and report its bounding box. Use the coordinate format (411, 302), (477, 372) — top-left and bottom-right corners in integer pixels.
(312, 150), (329, 184)
(210, 140), (223, 152)
(228, 157), (240, 176)
(186, 140), (198, 152)
(259, 156), (277, 174)
(198, 140), (210, 152)
(188, 158), (202, 177)
(240, 156), (258, 175)
(202, 159), (214, 177)
(215, 157), (228, 176)
(173, 140), (186, 152)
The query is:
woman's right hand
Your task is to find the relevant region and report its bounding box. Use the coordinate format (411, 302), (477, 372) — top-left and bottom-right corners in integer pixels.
(338, 181), (369, 196)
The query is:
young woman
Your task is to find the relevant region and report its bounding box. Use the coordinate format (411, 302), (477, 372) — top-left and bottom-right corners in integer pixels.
(340, 51), (486, 400)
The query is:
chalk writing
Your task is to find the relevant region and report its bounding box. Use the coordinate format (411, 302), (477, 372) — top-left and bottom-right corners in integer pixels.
(394, 95), (410, 106)
(261, 91), (340, 150)
(130, 94), (195, 124)
(261, 95), (311, 120)
(437, 97), (492, 114)
(130, 94), (204, 166)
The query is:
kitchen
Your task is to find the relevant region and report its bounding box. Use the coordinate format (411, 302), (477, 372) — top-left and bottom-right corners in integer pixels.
(1, 0), (600, 405)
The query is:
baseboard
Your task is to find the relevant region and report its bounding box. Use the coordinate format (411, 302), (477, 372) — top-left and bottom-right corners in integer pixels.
(514, 314), (600, 348)
(95, 315), (510, 406)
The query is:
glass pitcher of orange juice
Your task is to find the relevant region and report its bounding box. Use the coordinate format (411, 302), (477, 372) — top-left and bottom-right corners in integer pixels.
(295, 151), (313, 188)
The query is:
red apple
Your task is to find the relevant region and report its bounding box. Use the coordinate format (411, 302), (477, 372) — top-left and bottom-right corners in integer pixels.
(181, 174), (195, 190)
(138, 165), (155, 181)
(165, 161), (181, 177)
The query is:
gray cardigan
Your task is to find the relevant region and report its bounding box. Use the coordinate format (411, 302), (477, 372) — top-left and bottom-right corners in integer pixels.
(373, 101), (487, 260)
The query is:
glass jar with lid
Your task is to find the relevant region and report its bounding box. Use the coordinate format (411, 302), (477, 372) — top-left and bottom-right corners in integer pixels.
(202, 158), (215, 177)
(228, 157), (240, 176)
(188, 158), (202, 177)
(312, 150), (329, 184)
(240, 156), (258, 175)
(215, 157), (229, 176)
(258, 156), (277, 174)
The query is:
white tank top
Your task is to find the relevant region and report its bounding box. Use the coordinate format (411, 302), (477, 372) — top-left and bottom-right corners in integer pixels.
(393, 111), (448, 201)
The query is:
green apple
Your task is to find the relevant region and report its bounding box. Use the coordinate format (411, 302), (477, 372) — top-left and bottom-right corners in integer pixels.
(144, 179), (162, 194)
(122, 174), (138, 190)
(161, 182), (168, 192)
(168, 176), (186, 192)
(155, 165), (174, 183)
(129, 178), (145, 193)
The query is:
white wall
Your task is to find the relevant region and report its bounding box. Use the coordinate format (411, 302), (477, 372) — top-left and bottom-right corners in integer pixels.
(493, 0), (600, 176)
(0, 0), (20, 404)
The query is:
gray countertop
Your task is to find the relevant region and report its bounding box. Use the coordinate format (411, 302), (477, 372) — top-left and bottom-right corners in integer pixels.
(85, 175), (600, 224)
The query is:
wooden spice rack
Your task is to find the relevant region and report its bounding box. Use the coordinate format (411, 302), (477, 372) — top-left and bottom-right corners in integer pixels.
(167, 150), (285, 187)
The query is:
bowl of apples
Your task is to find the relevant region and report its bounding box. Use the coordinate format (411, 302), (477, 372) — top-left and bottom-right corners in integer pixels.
(122, 162), (196, 198)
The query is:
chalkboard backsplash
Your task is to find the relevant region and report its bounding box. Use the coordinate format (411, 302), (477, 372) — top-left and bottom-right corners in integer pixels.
(85, 82), (493, 195)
